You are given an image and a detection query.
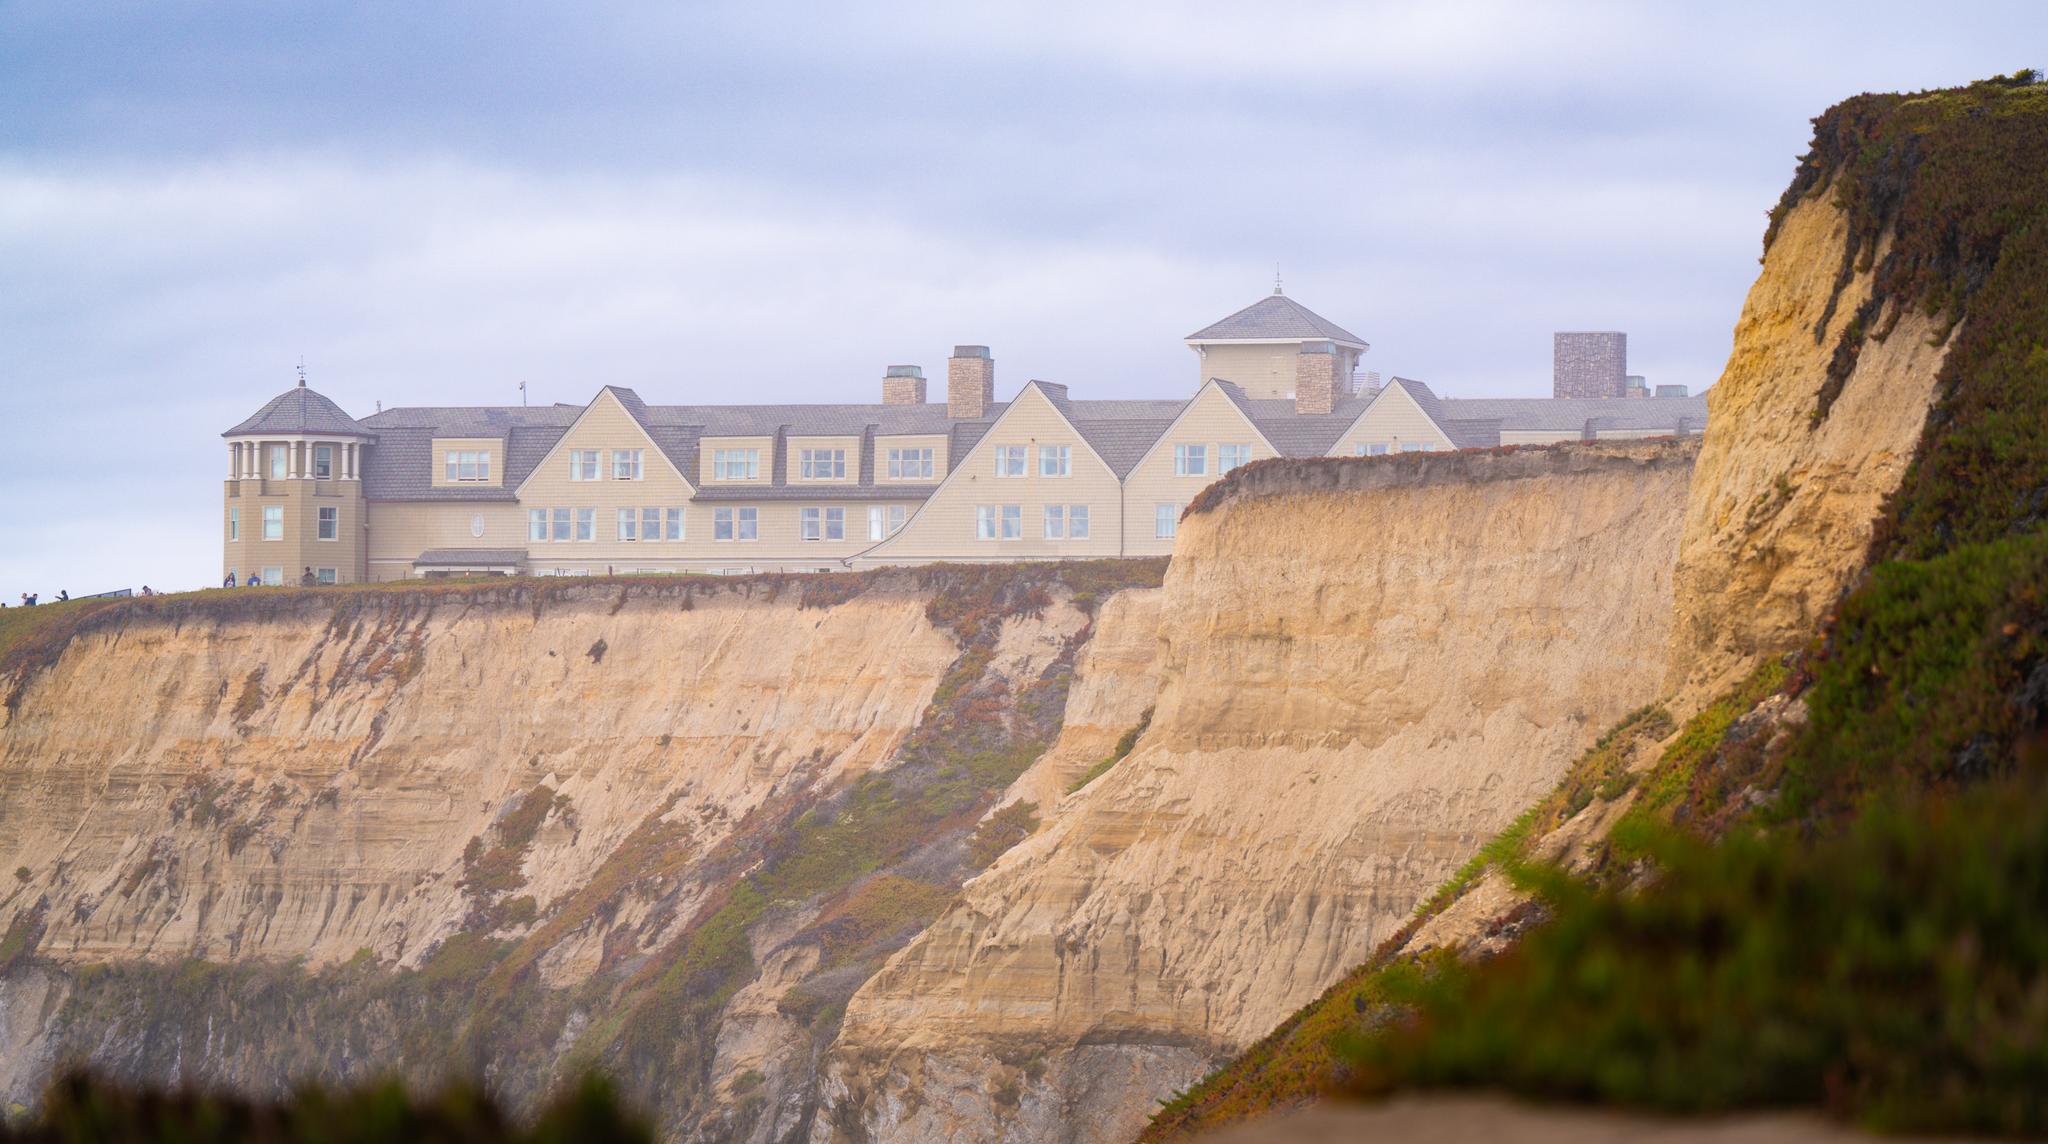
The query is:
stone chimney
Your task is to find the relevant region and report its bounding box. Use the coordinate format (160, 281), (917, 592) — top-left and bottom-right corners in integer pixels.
(1295, 340), (1338, 416)
(882, 364), (926, 405)
(948, 346), (994, 419)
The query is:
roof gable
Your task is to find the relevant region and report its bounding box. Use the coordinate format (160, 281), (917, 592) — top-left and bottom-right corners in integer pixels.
(1185, 293), (1368, 348)
(1124, 380), (1279, 477)
(512, 386), (696, 497)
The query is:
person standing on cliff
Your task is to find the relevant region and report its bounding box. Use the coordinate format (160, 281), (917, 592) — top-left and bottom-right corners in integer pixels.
(300, 567), (317, 587)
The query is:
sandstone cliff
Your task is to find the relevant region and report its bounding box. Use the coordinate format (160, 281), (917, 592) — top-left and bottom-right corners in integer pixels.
(817, 442), (1697, 1143)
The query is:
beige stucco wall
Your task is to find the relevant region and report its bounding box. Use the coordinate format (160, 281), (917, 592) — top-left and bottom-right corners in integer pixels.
(1330, 386), (1456, 456)
(1120, 383), (1278, 556)
(223, 478), (365, 585)
(853, 386), (1124, 565)
(364, 501), (528, 580)
(428, 437), (507, 489)
(1193, 342), (1361, 400)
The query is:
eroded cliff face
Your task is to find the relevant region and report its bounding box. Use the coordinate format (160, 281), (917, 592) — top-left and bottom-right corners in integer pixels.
(817, 442), (1697, 1143)
(1666, 192), (1950, 693)
(0, 566), (1164, 1138)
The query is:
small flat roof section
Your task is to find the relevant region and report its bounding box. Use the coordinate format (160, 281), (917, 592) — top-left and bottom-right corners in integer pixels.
(413, 548), (527, 567)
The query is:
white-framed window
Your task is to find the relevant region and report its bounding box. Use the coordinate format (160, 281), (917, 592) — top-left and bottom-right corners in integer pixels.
(1173, 444), (1208, 476)
(994, 445), (1026, 477)
(664, 507), (683, 540)
(737, 506), (757, 540)
(268, 445), (288, 479)
(569, 449), (600, 481)
(551, 507), (572, 542)
(1400, 441), (1435, 453)
(714, 449), (759, 480)
(444, 450), (490, 482)
(886, 447), (934, 479)
(575, 508), (595, 541)
(262, 505), (283, 540)
(1355, 442), (1391, 457)
(228, 507), (239, 541)
(1070, 504), (1090, 539)
(317, 506), (338, 540)
(1044, 504), (1065, 538)
(1219, 444), (1251, 473)
(528, 510), (546, 541)
(316, 567), (337, 586)
(612, 449), (643, 480)
(1000, 504), (1021, 540)
(1155, 503), (1179, 539)
(617, 508), (638, 541)
(799, 448), (847, 480)
(976, 505), (996, 540)
(800, 506), (846, 541)
(262, 566), (283, 586)
(714, 507), (734, 541)
(313, 444), (334, 479)
(868, 504), (907, 540)
(1039, 445), (1071, 477)
(643, 507), (662, 541)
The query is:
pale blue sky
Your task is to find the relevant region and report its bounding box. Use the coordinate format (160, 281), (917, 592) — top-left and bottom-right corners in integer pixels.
(0, 1), (2037, 592)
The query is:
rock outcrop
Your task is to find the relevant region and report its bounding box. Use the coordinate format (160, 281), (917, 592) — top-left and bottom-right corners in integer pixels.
(818, 442), (1697, 1143)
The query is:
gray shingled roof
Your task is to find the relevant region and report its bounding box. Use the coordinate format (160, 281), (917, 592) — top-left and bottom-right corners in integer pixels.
(1185, 293), (1367, 347)
(223, 384), (376, 439)
(1437, 393), (1709, 433)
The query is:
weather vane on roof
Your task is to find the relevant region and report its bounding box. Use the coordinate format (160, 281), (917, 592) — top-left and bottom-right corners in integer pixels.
(296, 356), (307, 388)
(1274, 264), (1283, 296)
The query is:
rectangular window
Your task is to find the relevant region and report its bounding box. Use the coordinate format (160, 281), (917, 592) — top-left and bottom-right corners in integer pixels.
(316, 568), (337, 586)
(799, 448), (847, 480)
(262, 566), (283, 586)
(228, 507), (239, 541)
(714, 507), (734, 541)
(869, 506), (886, 541)
(1000, 504), (1021, 540)
(617, 508), (638, 541)
(1069, 504), (1090, 539)
(551, 507), (571, 542)
(575, 508), (595, 541)
(799, 507), (845, 541)
(313, 445), (334, 479)
(646, 507), (664, 541)
(1039, 445), (1071, 477)
(714, 449), (759, 480)
(442, 450), (490, 482)
(737, 506), (757, 540)
(612, 450), (644, 480)
(1400, 441), (1434, 453)
(1043, 504), (1065, 538)
(1155, 503), (1178, 540)
(569, 449), (600, 481)
(976, 505), (996, 540)
(1173, 444), (1208, 476)
(886, 447), (934, 480)
(317, 506), (338, 540)
(1219, 444), (1251, 473)
(268, 445), (287, 479)
(262, 505), (283, 540)
(994, 445), (1026, 477)
(889, 504), (906, 534)
(529, 509), (548, 541)
(1364, 442), (1390, 456)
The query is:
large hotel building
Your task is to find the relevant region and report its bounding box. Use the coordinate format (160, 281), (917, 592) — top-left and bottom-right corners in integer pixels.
(221, 291), (1706, 583)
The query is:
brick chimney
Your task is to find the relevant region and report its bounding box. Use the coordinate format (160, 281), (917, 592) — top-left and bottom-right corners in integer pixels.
(1295, 340), (1338, 416)
(948, 346), (994, 419)
(882, 364), (926, 405)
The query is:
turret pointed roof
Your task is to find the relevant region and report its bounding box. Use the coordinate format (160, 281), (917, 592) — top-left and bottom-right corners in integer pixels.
(1185, 289), (1368, 348)
(223, 380), (375, 439)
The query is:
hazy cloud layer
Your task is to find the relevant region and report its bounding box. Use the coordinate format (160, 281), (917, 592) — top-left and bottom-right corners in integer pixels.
(0, 1), (2035, 592)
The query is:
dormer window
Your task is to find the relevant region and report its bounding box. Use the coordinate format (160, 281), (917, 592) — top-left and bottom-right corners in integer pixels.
(612, 449), (644, 480)
(445, 450), (491, 482)
(714, 449), (759, 481)
(799, 448), (847, 480)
